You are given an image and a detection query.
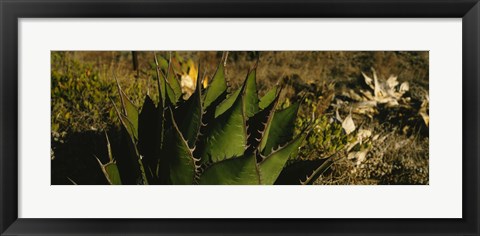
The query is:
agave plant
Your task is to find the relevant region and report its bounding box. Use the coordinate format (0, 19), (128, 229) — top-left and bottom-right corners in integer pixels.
(96, 53), (332, 185)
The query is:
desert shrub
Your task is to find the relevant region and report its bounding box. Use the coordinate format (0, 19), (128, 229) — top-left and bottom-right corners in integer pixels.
(51, 52), (158, 136)
(294, 104), (350, 162)
(51, 52), (117, 135)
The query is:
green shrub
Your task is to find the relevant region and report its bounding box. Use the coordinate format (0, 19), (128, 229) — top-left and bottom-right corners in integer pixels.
(51, 52), (158, 137)
(51, 52), (117, 134)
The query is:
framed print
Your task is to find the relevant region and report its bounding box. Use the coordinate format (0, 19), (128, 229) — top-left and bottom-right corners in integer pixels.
(1, 0), (479, 235)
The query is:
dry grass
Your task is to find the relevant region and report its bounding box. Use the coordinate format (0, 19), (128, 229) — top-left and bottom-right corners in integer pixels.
(315, 126), (429, 185)
(71, 50), (428, 89)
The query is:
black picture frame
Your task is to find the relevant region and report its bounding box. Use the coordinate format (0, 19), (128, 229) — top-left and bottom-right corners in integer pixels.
(1, 0), (479, 235)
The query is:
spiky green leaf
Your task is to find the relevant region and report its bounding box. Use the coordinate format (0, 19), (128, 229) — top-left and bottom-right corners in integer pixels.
(215, 88), (241, 118)
(244, 69), (260, 117)
(118, 90), (139, 140)
(154, 53), (166, 107)
(165, 109), (197, 185)
(301, 158), (334, 185)
(202, 85), (247, 163)
(261, 102), (300, 156)
(158, 58), (169, 71)
(204, 61), (227, 109)
(259, 132), (307, 185)
(198, 154), (259, 185)
(111, 102), (149, 184)
(166, 62), (182, 104)
(275, 158), (333, 185)
(95, 156), (123, 185)
(246, 90), (280, 155)
(112, 100), (138, 143)
(177, 69), (203, 147)
(259, 86), (278, 110)
(104, 163), (122, 185)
